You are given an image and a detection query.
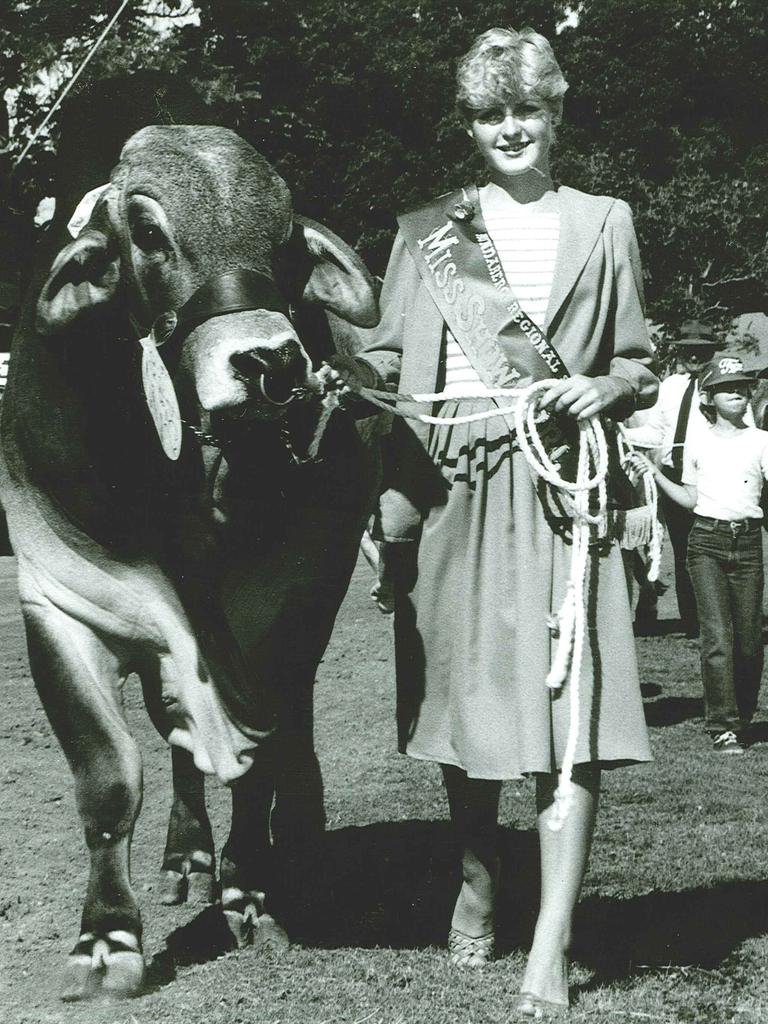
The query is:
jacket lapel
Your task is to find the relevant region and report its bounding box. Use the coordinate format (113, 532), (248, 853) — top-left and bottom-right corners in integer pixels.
(545, 187), (615, 330)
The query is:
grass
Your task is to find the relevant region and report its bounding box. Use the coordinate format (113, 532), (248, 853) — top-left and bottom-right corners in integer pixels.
(4, 551), (768, 1023)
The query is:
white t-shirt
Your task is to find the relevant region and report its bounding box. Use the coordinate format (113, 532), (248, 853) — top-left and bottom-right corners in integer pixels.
(623, 371), (754, 466)
(682, 425), (768, 520)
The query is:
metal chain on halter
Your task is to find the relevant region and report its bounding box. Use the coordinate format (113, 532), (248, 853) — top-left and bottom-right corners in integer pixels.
(280, 420), (313, 466)
(182, 421), (228, 451)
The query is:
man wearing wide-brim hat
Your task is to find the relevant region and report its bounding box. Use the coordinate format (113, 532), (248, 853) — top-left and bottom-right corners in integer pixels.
(625, 320), (754, 636)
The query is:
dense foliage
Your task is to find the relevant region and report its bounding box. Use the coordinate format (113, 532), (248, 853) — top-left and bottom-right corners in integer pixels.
(1, 0), (766, 337)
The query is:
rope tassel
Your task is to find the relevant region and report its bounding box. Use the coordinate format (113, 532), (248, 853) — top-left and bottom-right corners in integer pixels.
(615, 433), (663, 582)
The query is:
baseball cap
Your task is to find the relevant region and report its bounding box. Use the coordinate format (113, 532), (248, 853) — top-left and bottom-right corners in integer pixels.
(699, 355), (756, 390)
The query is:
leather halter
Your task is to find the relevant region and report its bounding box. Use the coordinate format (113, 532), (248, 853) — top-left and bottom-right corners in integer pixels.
(174, 269), (289, 337)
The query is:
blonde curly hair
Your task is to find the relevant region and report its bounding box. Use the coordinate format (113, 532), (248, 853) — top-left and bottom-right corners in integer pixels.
(456, 27), (569, 125)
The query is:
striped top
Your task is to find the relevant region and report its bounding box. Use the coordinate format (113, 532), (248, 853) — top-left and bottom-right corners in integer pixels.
(443, 185), (560, 397)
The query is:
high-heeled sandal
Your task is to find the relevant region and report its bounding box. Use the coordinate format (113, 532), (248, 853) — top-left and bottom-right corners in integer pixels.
(448, 926), (495, 967)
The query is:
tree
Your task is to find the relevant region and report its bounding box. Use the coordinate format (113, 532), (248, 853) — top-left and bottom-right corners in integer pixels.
(2, 0), (765, 338)
(0, 1), (199, 308)
(1, 1), (194, 206)
(554, 0), (768, 335)
(171, 0), (569, 265)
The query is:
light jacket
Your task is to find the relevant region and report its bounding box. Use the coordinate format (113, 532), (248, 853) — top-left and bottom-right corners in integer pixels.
(356, 185), (660, 541)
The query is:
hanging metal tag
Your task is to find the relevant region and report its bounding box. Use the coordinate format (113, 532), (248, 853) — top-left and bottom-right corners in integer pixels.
(139, 312), (182, 461)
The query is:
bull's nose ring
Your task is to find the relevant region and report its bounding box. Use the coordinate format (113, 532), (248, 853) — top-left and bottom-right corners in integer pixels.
(258, 375), (294, 406)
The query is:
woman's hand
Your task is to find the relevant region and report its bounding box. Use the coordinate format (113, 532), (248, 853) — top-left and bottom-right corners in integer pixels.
(316, 362), (353, 401)
(536, 374), (631, 420)
(316, 356), (382, 409)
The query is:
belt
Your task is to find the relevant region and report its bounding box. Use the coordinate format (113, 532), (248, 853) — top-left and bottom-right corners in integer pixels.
(694, 514), (762, 534)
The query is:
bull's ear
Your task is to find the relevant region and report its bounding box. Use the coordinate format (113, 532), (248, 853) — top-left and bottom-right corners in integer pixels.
(35, 229), (121, 336)
(292, 215), (379, 328)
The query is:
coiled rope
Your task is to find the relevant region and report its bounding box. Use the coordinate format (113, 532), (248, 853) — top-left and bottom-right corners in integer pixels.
(514, 380), (609, 830)
(329, 372), (656, 828)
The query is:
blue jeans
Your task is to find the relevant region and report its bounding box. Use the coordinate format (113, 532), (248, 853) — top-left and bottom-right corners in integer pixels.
(659, 489), (698, 634)
(686, 516), (764, 733)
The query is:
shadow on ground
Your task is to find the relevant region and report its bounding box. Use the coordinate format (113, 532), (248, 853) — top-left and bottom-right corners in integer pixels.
(642, 701), (768, 735)
(636, 616), (768, 644)
(151, 820), (768, 987)
(634, 616), (688, 638)
(643, 696), (704, 726)
(746, 720), (768, 745)
(575, 880), (768, 978)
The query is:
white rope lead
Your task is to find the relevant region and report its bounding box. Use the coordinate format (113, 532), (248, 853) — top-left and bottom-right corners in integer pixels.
(354, 383), (527, 425)
(514, 381), (610, 830)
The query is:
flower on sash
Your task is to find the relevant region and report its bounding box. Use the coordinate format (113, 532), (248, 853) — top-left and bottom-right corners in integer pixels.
(449, 198), (475, 222)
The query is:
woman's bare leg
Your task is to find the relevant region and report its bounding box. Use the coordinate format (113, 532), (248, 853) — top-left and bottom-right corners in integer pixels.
(442, 764), (501, 938)
(520, 766), (600, 1006)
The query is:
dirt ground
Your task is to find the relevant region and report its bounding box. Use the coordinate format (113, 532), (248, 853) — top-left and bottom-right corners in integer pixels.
(0, 551), (398, 1023)
(3, 544), (768, 1024)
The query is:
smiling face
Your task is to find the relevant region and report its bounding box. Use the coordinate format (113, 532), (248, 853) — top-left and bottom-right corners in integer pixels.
(467, 98), (554, 182)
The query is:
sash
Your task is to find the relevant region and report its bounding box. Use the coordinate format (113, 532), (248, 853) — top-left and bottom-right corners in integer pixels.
(397, 184), (569, 391)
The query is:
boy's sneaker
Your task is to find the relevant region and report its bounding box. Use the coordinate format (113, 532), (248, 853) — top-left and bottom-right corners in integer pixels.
(712, 730), (746, 754)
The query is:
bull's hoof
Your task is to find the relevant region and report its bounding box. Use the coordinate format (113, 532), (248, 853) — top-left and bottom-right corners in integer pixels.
(222, 902), (258, 949)
(370, 579), (395, 615)
(252, 913), (290, 952)
(187, 870), (217, 905)
(221, 888), (289, 952)
(159, 855), (216, 906)
(61, 931), (145, 1001)
(159, 867), (216, 906)
(159, 869), (185, 905)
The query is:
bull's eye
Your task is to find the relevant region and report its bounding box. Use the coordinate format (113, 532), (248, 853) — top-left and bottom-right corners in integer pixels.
(132, 220), (167, 254)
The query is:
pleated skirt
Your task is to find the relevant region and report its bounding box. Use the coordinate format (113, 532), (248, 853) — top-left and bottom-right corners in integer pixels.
(394, 398), (652, 779)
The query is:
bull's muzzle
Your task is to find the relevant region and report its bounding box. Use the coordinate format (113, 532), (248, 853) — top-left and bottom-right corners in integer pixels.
(229, 338), (313, 407)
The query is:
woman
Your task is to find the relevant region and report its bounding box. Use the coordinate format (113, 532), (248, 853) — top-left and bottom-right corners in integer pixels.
(324, 27), (657, 1017)
(652, 356), (768, 755)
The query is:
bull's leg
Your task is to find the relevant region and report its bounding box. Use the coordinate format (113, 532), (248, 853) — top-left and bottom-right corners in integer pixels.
(23, 605), (145, 1000)
(217, 510), (365, 953)
(220, 749), (288, 950)
(217, 682), (321, 953)
(136, 656), (217, 906)
(158, 746), (216, 906)
(270, 674), (326, 855)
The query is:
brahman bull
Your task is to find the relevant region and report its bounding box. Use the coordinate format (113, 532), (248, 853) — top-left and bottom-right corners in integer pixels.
(0, 125), (381, 1000)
